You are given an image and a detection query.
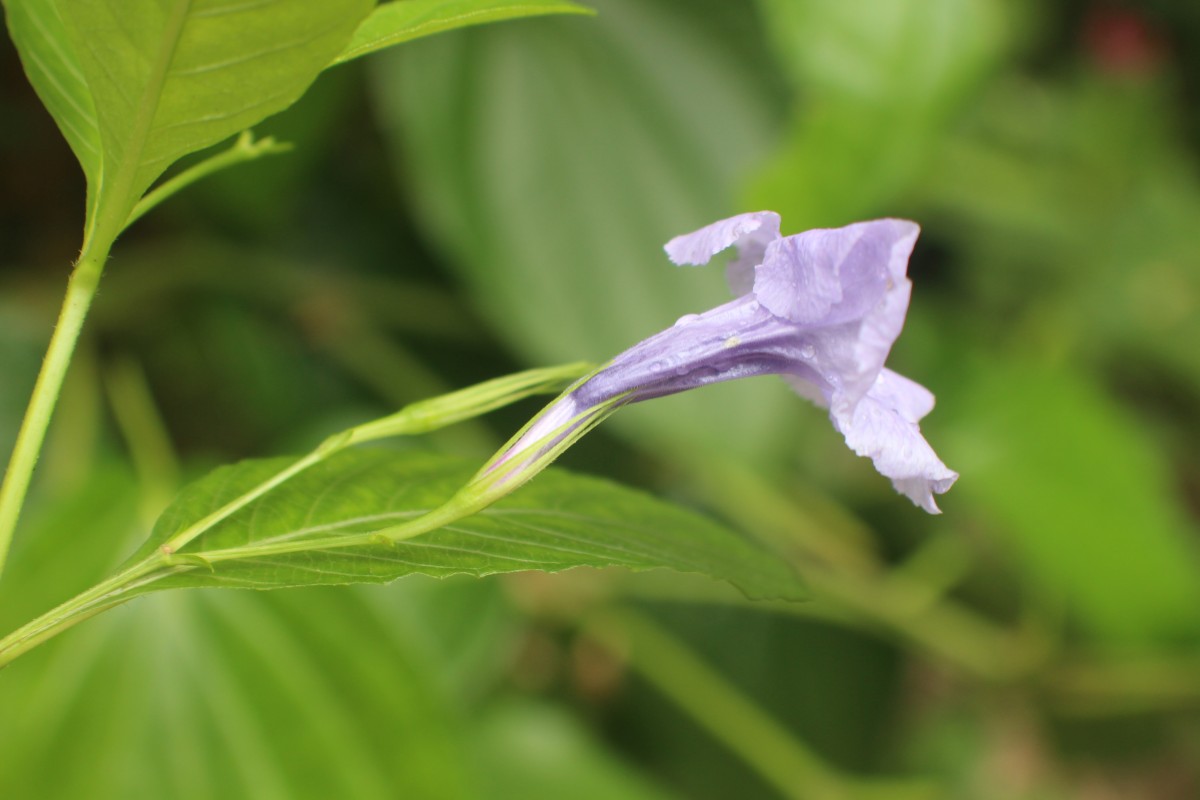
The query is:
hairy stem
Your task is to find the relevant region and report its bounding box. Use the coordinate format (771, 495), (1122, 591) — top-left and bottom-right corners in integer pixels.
(0, 246), (109, 580)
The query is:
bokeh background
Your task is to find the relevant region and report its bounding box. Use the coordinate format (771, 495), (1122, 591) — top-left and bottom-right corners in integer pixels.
(3, 1), (1200, 797)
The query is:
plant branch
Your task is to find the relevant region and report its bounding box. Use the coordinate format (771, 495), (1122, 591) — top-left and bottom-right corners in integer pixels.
(0, 247), (109, 581)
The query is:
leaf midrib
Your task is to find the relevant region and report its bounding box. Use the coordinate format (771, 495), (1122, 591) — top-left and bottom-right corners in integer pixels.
(86, 0), (193, 247)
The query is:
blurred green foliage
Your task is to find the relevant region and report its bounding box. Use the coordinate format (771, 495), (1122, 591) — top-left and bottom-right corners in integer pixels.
(3, 0), (1200, 798)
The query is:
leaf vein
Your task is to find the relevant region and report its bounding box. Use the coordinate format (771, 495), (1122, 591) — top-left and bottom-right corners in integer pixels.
(170, 31), (328, 77)
(191, 0), (280, 18)
(442, 522), (655, 563)
(25, 0), (88, 84)
(147, 86), (295, 133)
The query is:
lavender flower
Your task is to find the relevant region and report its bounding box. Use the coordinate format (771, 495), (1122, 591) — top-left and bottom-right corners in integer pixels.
(490, 212), (958, 512)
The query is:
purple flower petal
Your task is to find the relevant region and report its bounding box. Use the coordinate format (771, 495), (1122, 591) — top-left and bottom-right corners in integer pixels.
(576, 295), (794, 404)
(868, 368), (936, 422)
(663, 211), (780, 295)
(829, 370), (958, 513)
(753, 219), (919, 326)
(493, 213), (955, 513)
(757, 219), (920, 412)
(664, 211), (780, 266)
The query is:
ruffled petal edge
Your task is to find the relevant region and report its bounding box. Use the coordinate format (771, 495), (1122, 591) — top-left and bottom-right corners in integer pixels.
(664, 211), (781, 269)
(832, 371), (957, 513)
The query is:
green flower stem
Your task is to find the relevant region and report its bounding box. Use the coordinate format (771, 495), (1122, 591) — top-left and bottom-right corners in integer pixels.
(178, 393), (621, 565)
(348, 362), (592, 443)
(123, 132), (291, 229)
(157, 448), (330, 557)
(0, 364), (595, 667)
(0, 246), (109, 581)
(586, 609), (938, 800)
(312, 319), (495, 454)
(157, 362), (592, 556)
(194, 532), (380, 564)
(196, 401), (621, 563)
(196, 504), (465, 564)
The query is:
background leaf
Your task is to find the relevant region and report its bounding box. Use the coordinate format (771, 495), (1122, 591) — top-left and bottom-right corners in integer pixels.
(748, 0), (1008, 229)
(140, 448), (806, 601)
(0, 589), (480, 800)
(57, 0), (371, 229)
(0, 468), (481, 800)
(333, 0), (595, 65)
(1, 0), (101, 194)
(0, 298), (46, 462)
(914, 75), (1200, 396)
(941, 359), (1200, 645)
(472, 701), (680, 800)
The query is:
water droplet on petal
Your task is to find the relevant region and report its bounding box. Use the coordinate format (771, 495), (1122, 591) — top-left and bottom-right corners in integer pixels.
(800, 344), (815, 359)
(674, 313), (701, 327)
(649, 361), (663, 373)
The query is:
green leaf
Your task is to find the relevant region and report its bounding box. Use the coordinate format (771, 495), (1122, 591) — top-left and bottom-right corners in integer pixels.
(0, 590), (479, 800)
(370, 0), (796, 459)
(941, 359), (1200, 645)
(2, 0), (102, 199)
(747, 0), (1007, 229)
(332, 0), (595, 65)
(142, 449), (806, 601)
(54, 0), (372, 239)
(913, 77), (1200, 397)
